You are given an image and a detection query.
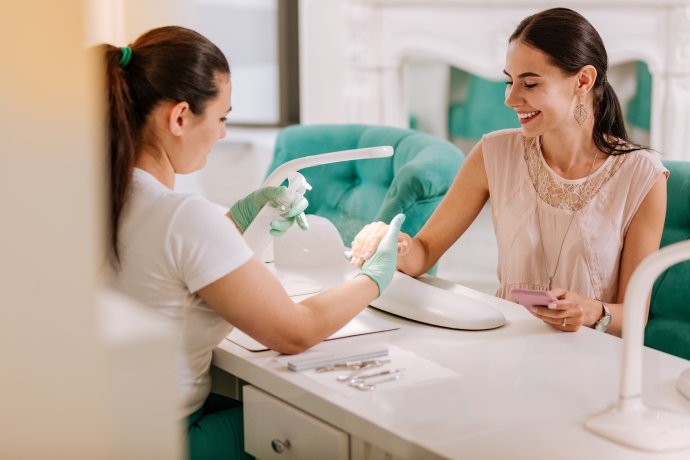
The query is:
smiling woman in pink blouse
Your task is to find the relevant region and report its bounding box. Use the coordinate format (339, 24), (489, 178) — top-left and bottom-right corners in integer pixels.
(348, 7), (668, 338)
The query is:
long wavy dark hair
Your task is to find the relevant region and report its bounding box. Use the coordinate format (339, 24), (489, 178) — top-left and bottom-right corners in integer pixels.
(102, 26), (229, 265)
(510, 8), (644, 156)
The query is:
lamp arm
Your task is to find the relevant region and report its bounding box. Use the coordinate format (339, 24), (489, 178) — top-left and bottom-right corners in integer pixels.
(621, 239), (690, 398)
(262, 146), (394, 188)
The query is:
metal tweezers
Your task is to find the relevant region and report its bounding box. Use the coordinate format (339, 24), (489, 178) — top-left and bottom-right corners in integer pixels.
(315, 359), (390, 373)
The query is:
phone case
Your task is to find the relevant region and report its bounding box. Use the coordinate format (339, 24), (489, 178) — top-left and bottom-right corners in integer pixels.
(510, 288), (558, 308)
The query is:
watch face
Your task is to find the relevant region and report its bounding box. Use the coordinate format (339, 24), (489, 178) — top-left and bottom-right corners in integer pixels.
(595, 314), (612, 332)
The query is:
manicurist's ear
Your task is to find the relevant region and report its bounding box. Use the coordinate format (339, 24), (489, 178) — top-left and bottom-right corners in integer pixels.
(167, 101), (190, 137)
(577, 65), (597, 95)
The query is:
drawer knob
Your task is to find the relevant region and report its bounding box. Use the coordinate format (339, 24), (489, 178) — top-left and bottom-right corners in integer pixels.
(271, 439), (291, 453)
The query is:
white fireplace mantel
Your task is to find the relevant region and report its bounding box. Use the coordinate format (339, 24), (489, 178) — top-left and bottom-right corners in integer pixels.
(335, 0), (690, 160)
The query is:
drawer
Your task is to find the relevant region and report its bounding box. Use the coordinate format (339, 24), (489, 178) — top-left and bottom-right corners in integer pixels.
(243, 386), (349, 460)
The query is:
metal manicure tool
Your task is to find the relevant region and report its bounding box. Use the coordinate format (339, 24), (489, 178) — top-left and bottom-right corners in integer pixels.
(336, 360), (389, 382)
(350, 374), (404, 391)
(348, 367), (405, 384)
(315, 359), (389, 373)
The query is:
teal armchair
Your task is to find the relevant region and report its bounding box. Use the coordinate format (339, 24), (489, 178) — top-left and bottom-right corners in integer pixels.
(266, 124), (464, 251)
(645, 161), (690, 360)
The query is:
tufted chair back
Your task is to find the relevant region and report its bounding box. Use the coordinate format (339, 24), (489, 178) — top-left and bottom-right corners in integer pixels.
(266, 124), (465, 247)
(645, 161), (690, 360)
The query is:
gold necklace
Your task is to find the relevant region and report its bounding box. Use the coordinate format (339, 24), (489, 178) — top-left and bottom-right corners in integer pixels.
(537, 147), (598, 290)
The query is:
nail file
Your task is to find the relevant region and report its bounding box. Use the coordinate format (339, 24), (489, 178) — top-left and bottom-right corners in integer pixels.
(287, 345), (388, 372)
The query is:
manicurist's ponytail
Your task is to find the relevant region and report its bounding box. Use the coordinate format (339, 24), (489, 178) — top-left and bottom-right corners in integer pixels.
(510, 8), (644, 156)
(102, 26), (230, 266)
(103, 44), (136, 266)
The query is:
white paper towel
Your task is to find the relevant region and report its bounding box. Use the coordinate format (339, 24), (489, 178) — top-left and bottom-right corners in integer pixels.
(276, 343), (459, 397)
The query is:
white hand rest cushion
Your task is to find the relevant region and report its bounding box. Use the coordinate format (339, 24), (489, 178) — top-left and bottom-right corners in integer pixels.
(678, 367), (690, 401)
(370, 272), (506, 330)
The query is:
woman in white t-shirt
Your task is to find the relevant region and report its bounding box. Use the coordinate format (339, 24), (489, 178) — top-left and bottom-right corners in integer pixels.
(103, 26), (403, 460)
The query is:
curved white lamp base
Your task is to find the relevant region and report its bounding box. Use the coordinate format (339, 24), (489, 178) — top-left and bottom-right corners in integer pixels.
(586, 396), (690, 451)
(586, 241), (690, 451)
(678, 368), (690, 401)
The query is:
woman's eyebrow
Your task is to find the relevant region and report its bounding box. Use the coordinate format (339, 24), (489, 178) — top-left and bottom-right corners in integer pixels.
(503, 69), (542, 79)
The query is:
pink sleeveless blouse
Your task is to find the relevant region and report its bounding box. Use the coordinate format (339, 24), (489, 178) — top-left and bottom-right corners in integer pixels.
(482, 129), (668, 303)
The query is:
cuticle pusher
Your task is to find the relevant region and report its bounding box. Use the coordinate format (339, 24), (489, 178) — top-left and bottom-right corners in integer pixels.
(349, 367), (405, 382)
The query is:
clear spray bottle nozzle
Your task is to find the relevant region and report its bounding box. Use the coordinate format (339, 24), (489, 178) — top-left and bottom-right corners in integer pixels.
(275, 172), (311, 213)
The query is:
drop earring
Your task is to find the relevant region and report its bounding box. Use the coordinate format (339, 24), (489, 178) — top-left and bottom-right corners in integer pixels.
(574, 94), (587, 125)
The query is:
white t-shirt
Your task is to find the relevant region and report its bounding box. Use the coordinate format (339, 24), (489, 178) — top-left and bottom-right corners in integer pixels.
(112, 168), (253, 418)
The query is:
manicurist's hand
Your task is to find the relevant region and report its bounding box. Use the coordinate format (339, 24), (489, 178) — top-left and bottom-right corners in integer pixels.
(528, 288), (603, 332)
(346, 214), (406, 296)
(229, 186), (309, 236)
(348, 220), (412, 267)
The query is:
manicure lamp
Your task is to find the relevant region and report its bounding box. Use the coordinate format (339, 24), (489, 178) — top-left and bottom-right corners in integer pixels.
(586, 239), (690, 451)
(247, 146), (394, 296)
(252, 145), (506, 330)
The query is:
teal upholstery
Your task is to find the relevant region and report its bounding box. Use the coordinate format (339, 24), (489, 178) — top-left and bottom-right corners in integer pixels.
(266, 124), (464, 254)
(448, 71), (520, 141)
(626, 62), (652, 131)
(645, 161), (690, 360)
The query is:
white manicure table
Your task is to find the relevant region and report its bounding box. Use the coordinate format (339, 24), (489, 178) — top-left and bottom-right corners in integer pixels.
(212, 273), (690, 459)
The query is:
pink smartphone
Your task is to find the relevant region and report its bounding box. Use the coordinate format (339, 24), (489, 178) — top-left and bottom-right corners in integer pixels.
(510, 288), (558, 309)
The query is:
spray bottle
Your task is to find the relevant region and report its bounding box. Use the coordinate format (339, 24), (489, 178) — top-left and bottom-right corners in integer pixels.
(242, 171), (312, 256)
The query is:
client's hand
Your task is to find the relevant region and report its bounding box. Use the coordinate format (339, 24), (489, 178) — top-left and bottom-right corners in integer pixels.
(346, 214), (406, 297)
(528, 289), (601, 332)
(349, 220), (412, 266)
(229, 186), (309, 236)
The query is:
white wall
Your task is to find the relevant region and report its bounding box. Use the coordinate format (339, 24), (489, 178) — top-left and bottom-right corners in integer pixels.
(299, 0), (348, 124)
(406, 59), (450, 139)
(299, 0), (652, 142)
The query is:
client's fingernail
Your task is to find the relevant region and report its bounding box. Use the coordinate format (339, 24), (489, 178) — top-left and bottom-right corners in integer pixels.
(364, 251), (370, 257)
(548, 303), (556, 309)
(530, 307), (537, 313)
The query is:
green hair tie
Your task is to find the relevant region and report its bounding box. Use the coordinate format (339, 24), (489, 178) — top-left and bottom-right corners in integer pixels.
(118, 47), (132, 68)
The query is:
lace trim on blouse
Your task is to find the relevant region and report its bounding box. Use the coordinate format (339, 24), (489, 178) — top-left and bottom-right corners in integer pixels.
(523, 136), (628, 211)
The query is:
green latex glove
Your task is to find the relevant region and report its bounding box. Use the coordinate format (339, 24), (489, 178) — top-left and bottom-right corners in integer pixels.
(346, 214), (405, 297)
(229, 186), (309, 236)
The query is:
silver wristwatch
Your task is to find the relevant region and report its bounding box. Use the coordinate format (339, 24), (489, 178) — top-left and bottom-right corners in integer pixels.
(594, 301), (612, 332)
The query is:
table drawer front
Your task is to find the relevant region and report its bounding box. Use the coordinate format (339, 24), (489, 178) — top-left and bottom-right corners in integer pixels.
(243, 386), (349, 460)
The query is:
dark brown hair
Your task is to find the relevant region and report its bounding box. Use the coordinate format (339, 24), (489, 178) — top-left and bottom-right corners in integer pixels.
(510, 8), (644, 156)
(103, 26), (229, 265)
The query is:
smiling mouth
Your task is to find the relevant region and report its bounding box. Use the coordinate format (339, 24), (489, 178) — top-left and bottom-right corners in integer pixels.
(517, 111), (541, 124)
